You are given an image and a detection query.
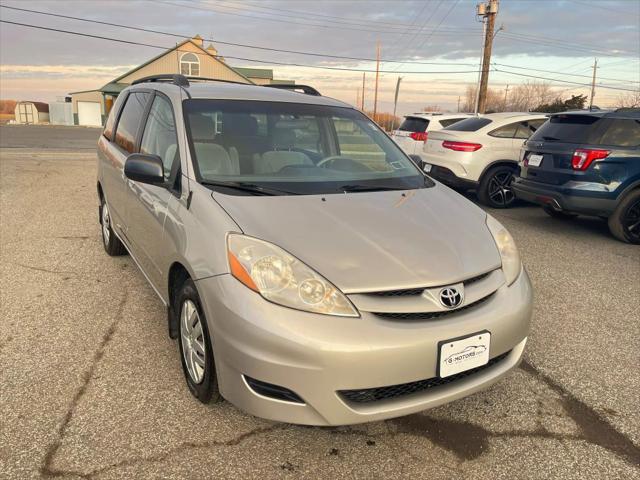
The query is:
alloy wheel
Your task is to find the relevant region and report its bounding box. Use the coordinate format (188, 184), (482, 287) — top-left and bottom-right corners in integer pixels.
(101, 202), (111, 245)
(488, 171), (515, 207)
(621, 197), (640, 243)
(180, 299), (206, 384)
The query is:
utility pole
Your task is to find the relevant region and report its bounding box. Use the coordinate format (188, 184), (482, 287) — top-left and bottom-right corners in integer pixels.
(503, 84), (509, 110)
(457, 96), (461, 112)
(392, 76), (402, 131)
(361, 72), (366, 111)
(373, 41), (381, 119)
(476, 0), (499, 114)
(589, 58), (598, 110)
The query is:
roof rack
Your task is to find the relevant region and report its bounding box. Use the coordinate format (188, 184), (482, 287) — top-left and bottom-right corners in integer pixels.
(265, 84), (321, 96)
(132, 74), (190, 87)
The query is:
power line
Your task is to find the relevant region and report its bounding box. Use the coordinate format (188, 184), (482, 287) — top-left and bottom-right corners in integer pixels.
(0, 20), (481, 75)
(492, 63), (639, 85)
(493, 67), (638, 92)
(212, 0), (449, 32)
(0, 5), (477, 66)
(2, 5), (637, 86)
(223, 0), (439, 29)
(159, 0), (480, 36)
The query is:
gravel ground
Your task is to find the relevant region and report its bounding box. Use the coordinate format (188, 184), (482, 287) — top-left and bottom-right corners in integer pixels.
(1, 125), (638, 479)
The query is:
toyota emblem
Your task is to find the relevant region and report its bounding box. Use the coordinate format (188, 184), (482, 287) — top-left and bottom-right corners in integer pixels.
(439, 287), (463, 308)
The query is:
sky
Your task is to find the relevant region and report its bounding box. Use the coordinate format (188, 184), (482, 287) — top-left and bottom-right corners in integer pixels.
(0, 0), (639, 115)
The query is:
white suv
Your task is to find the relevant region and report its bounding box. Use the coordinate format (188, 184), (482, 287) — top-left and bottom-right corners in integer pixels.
(423, 112), (548, 208)
(391, 113), (471, 156)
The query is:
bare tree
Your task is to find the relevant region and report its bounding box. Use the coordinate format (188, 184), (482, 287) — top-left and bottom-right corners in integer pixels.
(614, 90), (640, 108)
(461, 85), (503, 112)
(508, 81), (554, 112)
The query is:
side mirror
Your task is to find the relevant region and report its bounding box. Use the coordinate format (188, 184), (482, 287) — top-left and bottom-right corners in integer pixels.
(124, 153), (164, 185)
(408, 154), (425, 169)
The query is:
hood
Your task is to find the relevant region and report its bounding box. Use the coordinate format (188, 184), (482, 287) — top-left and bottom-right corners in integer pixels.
(213, 185), (501, 293)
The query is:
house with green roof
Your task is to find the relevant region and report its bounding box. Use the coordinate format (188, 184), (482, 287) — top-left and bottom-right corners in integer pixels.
(69, 35), (294, 126)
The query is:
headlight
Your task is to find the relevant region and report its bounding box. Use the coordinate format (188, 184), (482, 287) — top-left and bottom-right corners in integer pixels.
(227, 234), (359, 317)
(486, 215), (521, 286)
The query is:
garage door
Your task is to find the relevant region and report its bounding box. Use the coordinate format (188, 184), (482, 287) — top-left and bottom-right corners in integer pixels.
(77, 101), (102, 126)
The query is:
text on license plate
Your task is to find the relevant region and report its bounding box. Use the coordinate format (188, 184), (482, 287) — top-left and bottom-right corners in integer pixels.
(528, 154), (543, 167)
(439, 332), (491, 378)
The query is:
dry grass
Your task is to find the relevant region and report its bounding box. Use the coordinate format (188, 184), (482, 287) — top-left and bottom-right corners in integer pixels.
(0, 113), (15, 124)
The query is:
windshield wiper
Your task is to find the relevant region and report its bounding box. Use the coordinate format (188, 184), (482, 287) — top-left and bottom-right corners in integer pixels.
(200, 180), (299, 196)
(339, 184), (406, 193)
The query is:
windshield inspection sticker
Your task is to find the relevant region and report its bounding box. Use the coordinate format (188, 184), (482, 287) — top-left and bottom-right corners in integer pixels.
(439, 332), (491, 378)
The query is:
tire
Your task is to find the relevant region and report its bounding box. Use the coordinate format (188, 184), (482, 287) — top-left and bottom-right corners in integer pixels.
(608, 189), (640, 244)
(542, 205), (578, 219)
(176, 279), (222, 403)
(99, 196), (127, 256)
(478, 165), (517, 208)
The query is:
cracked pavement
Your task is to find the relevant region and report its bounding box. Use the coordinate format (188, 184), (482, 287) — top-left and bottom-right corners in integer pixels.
(1, 125), (639, 479)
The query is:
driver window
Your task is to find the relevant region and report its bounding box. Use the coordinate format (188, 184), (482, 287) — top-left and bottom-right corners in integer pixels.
(332, 118), (388, 171)
(140, 95), (180, 182)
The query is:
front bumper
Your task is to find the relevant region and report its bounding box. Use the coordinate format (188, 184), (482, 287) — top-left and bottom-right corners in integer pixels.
(513, 178), (617, 216)
(196, 269), (533, 426)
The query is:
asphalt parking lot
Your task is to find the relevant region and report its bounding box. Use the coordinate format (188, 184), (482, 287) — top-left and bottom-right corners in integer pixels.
(1, 124), (639, 479)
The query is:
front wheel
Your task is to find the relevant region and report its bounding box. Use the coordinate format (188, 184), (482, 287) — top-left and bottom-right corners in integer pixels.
(478, 165), (517, 208)
(177, 279), (222, 403)
(100, 197), (127, 256)
(608, 190), (640, 244)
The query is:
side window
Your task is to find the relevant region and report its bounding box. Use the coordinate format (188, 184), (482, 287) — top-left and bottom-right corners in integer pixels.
(114, 92), (151, 153)
(488, 122), (518, 138)
(103, 93), (127, 141)
(439, 118), (465, 128)
(140, 95), (180, 180)
(598, 119), (640, 147)
(514, 119), (547, 139)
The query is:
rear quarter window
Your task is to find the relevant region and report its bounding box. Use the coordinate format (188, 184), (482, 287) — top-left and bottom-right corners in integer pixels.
(399, 117), (429, 133)
(598, 118), (640, 147)
(444, 117), (492, 132)
(103, 93), (127, 141)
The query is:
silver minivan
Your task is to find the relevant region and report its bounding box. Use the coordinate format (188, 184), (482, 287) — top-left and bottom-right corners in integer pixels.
(97, 75), (532, 426)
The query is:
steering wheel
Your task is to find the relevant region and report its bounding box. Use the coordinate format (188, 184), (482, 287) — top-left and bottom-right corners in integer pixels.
(317, 156), (347, 168)
(317, 156), (374, 172)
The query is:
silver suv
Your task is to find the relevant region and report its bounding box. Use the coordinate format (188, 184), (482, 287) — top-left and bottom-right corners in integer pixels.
(97, 75), (532, 426)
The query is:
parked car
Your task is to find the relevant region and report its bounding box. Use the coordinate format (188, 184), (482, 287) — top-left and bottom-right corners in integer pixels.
(97, 74), (532, 426)
(391, 113), (472, 155)
(423, 113), (548, 208)
(512, 109), (640, 244)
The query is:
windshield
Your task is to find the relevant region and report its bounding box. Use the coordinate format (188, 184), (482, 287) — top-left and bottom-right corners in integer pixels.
(183, 100), (427, 195)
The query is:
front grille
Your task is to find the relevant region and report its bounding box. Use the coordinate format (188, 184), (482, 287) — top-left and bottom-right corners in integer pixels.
(366, 271), (492, 298)
(338, 350), (511, 404)
(244, 376), (305, 404)
(372, 293), (494, 321)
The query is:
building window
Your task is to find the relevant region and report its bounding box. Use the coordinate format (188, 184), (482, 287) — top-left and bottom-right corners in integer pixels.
(180, 53), (200, 76)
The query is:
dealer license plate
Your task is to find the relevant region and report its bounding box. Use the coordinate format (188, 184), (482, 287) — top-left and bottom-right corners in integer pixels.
(528, 153), (543, 167)
(439, 332), (491, 378)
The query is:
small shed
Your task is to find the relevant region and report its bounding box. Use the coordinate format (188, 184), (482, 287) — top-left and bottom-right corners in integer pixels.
(15, 101), (50, 124)
(49, 98), (74, 126)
